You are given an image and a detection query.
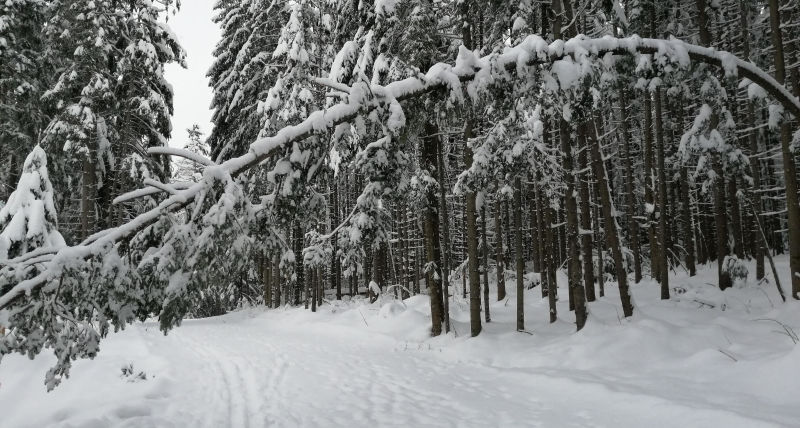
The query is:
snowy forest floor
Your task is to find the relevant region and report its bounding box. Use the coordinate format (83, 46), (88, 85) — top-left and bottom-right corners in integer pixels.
(1, 258), (799, 427)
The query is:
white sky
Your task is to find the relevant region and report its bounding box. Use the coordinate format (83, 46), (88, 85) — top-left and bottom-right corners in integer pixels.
(164, 0), (220, 148)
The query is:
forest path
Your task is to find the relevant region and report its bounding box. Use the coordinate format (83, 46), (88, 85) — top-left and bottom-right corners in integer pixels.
(133, 308), (780, 428)
(3, 272), (799, 428)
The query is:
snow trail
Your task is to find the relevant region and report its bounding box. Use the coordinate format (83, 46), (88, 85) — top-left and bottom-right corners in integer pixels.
(2, 261), (799, 427)
(109, 312), (785, 428)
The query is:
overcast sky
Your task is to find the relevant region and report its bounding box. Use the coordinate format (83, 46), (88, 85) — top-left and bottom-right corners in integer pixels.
(164, 0), (219, 148)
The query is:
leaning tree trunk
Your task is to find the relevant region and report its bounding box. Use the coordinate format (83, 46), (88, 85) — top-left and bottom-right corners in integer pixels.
(590, 116), (634, 317)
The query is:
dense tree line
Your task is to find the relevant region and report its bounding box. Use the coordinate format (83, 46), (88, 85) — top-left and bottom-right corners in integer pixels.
(1, 0), (799, 388)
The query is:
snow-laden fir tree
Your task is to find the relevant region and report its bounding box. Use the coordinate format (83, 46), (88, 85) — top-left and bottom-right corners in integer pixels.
(0, 146), (65, 263)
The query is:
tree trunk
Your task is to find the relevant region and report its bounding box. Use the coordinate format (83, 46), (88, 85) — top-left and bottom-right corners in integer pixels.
(530, 186), (541, 274)
(618, 86), (643, 282)
(422, 121), (445, 336)
(535, 179), (548, 299)
(593, 180), (605, 298)
(561, 119), (587, 330)
(728, 177), (744, 259)
(81, 153), (97, 240)
(577, 125), (596, 302)
(273, 255), (281, 308)
(768, 0), (800, 299)
(436, 131), (452, 334)
(654, 88), (670, 299)
(262, 252), (272, 308)
(311, 266), (318, 312)
(590, 116), (634, 317)
(293, 222), (305, 306)
(643, 93), (659, 282)
(514, 176), (525, 331)
(713, 155), (732, 290)
(745, 100), (764, 279)
(494, 199), (506, 301)
(331, 176), (341, 300)
(541, 118), (558, 323)
(481, 203), (491, 322)
(461, 103), (481, 336)
(680, 164), (697, 276)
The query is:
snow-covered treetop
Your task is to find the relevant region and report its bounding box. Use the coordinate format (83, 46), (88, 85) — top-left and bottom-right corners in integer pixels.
(0, 146), (65, 261)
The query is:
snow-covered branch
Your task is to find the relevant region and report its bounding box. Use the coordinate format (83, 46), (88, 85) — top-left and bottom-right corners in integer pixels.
(147, 147), (216, 167)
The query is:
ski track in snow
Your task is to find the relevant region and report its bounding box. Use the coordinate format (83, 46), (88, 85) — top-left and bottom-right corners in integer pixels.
(103, 315), (786, 428)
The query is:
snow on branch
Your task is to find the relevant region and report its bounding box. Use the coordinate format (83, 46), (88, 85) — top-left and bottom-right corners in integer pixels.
(112, 181), (193, 205)
(2, 35), (799, 310)
(147, 147), (216, 166)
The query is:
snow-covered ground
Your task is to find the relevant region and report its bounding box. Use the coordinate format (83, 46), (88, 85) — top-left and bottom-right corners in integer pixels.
(1, 258), (799, 427)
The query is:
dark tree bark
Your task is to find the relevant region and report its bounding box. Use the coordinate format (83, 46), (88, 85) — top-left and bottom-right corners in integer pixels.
(590, 116), (634, 317)
(459, 0), (481, 336)
(293, 221), (305, 306)
(436, 130), (452, 334)
(728, 177), (744, 259)
(577, 126), (596, 302)
(422, 121), (445, 336)
(514, 176), (525, 331)
(331, 175), (341, 300)
(642, 93), (659, 283)
(544, 201), (558, 323)
(680, 163), (697, 276)
(494, 199), (506, 301)
(654, 88), (670, 299)
(561, 119), (587, 330)
(481, 203), (491, 322)
(767, 0), (800, 299)
(618, 86), (643, 282)
(273, 255), (281, 308)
